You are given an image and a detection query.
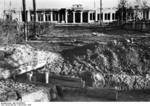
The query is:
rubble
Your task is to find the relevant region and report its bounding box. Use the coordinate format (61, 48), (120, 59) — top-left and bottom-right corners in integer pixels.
(48, 42), (150, 90)
(0, 44), (62, 79)
(0, 79), (51, 102)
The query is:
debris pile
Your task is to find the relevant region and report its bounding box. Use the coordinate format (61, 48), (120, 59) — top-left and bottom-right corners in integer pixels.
(0, 44), (61, 102)
(0, 44), (62, 79)
(50, 41), (150, 90)
(0, 79), (51, 102)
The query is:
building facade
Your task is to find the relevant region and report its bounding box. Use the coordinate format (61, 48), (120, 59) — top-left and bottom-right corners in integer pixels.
(3, 4), (150, 24)
(26, 4), (117, 24)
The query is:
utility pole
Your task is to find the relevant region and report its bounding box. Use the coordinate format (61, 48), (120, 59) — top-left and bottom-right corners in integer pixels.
(100, 0), (102, 25)
(94, 0), (96, 9)
(22, 0), (27, 41)
(9, 0), (12, 10)
(3, 0), (5, 20)
(33, 0), (37, 39)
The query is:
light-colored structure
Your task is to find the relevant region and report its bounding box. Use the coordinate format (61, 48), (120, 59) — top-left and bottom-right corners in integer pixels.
(3, 4), (150, 23)
(27, 4), (118, 24)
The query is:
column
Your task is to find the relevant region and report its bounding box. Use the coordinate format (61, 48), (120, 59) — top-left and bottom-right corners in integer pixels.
(65, 10), (68, 23)
(43, 12), (45, 22)
(27, 10), (30, 22)
(110, 13), (112, 22)
(103, 12), (105, 22)
(88, 12), (90, 23)
(80, 11), (83, 23)
(95, 11), (98, 22)
(51, 11), (53, 22)
(58, 13), (60, 23)
(36, 13), (38, 22)
(73, 11), (76, 24)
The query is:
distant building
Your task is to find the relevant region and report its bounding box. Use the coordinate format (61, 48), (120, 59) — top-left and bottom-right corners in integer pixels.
(26, 4), (117, 24)
(3, 4), (150, 23)
(3, 9), (22, 22)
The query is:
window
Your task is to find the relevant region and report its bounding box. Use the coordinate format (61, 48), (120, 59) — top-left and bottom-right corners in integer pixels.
(112, 13), (115, 20)
(98, 13), (103, 20)
(105, 13), (107, 20)
(46, 14), (51, 21)
(90, 13), (95, 20)
(90, 13), (93, 20)
(104, 13), (111, 20)
(31, 15), (34, 21)
(93, 13), (95, 20)
(38, 14), (43, 21)
(108, 13), (110, 20)
(100, 13), (103, 20)
(53, 13), (58, 21)
(97, 14), (100, 20)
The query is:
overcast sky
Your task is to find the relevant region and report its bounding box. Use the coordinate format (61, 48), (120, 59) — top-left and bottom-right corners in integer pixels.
(1, 0), (148, 15)
(0, 0), (120, 10)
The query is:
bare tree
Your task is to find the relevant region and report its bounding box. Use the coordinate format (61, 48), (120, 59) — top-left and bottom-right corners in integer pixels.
(116, 0), (129, 24)
(118, 0), (128, 8)
(134, 0), (150, 7)
(141, 0), (150, 7)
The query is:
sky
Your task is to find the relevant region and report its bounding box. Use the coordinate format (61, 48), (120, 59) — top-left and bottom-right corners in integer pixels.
(0, 0), (120, 10)
(1, 0), (144, 17)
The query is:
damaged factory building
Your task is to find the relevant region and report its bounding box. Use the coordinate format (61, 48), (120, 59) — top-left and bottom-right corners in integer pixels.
(27, 4), (117, 24)
(3, 4), (117, 24)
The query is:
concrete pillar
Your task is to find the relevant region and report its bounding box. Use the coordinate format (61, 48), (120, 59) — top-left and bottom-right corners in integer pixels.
(27, 10), (30, 22)
(88, 12), (90, 23)
(65, 10), (68, 23)
(58, 13), (60, 23)
(95, 11), (98, 22)
(73, 11), (76, 23)
(80, 11), (83, 23)
(110, 13), (112, 22)
(36, 13), (38, 22)
(51, 11), (53, 22)
(43, 13), (45, 22)
(45, 71), (49, 84)
(103, 12), (105, 22)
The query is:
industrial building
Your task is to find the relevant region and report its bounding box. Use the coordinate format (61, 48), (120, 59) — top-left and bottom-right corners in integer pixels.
(3, 4), (150, 24)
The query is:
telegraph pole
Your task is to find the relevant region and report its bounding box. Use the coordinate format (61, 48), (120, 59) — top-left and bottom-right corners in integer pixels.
(94, 0), (96, 9)
(100, 0), (102, 25)
(3, 0), (5, 20)
(22, 0), (27, 41)
(33, 0), (37, 39)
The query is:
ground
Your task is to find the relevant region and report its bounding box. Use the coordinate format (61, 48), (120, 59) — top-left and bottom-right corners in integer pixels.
(1, 23), (150, 101)
(27, 25), (150, 101)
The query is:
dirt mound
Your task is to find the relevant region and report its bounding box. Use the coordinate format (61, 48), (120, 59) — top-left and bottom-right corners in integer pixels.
(49, 41), (150, 90)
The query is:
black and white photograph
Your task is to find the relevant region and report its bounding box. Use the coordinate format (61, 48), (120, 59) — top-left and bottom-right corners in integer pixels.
(0, 0), (150, 103)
